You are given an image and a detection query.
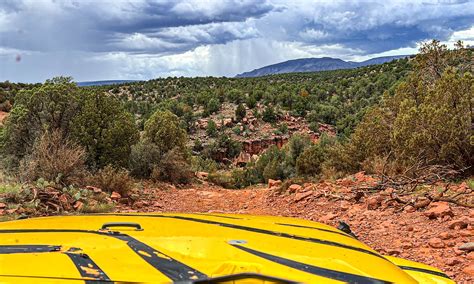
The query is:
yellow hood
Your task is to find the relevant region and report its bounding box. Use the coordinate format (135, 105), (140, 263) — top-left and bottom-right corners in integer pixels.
(0, 213), (454, 283)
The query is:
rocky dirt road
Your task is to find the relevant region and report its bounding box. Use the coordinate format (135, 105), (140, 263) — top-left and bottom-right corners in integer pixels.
(117, 177), (474, 283)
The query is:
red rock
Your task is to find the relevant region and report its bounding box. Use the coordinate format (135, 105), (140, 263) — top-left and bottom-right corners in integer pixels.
(268, 179), (282, 188)
(294, 191), (313, 202)
(403, 205), (416, 213)
(462, 263), (474, 276)
(73, 201), (84, 211)
(0, 209), (4, 215)
(448, 217), (471, 230)
(467, 252), (474, 260)
(366, 195), (383, 210)
(423, 202), (454, 219)
(320, 213), (337, 223)
(5, 208), (16, 214)
(110, 191), (121, 200)
(0, 202), (6, 209)
(428, 237), (445, 248)
(288, 184), (302, 193)
(460, 230), (473, 237)
(439, 232), (453, 240)
(445, 258), (461, 266)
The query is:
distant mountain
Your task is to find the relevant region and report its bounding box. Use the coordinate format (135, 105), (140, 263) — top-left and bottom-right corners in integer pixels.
(235, 55), (409, 77)
(77, 80), (140, 87)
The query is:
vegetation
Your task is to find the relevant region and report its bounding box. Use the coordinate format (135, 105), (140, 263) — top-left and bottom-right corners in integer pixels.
(324, 41), (473, 177)
(0, 40), (471, 193)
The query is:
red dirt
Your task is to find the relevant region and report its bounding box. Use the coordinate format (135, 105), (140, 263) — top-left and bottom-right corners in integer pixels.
(118, 180), (474, 283)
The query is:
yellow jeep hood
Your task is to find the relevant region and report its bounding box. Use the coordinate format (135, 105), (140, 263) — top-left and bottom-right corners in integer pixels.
(0, 213), (453, 283)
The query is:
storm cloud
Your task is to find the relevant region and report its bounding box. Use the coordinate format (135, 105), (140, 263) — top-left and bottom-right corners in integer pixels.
(0, 0), (473, 82)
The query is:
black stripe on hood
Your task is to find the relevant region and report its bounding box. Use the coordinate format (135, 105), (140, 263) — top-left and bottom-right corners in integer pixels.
(231, 244), (392, 284)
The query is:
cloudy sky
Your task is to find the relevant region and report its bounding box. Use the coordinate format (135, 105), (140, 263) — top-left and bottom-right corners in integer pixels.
(1, 0), (473, 83)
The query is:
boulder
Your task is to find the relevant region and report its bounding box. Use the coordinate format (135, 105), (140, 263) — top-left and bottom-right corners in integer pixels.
(0, 202), (6, 209)
(423, 202), (454, 219)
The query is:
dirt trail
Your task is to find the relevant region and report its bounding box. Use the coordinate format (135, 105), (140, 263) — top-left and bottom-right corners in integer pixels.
(117, 182), (473, 283)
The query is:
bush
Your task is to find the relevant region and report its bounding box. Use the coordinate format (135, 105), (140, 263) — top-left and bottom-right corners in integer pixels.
(143, 110), (187, 153)
(71, 92), (139, 169)
(1, 77), (139, 171)
(208, 171), (236, 189)
(330, 41), (474, 176)
(191, 156), (218, 173)
(206, 120), (217, 137)
(88, 165), (134, 196)
(296, 144), (325, 176)
(203, 134), (242, 161)
(262, 106), (277, 123)
(19, 130), (87, 186)
(1, 77), (80, 169)
(235, 103), (246, 121)
(129, 141), (162, 178)
(150, 148), (193, 184)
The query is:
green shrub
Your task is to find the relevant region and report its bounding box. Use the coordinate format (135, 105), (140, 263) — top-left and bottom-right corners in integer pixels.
(296, 144), (325, 176)
(208, 171), (236, 189)
(144, 110), (187, 153)
(71, 92), (139, 169)
(262, 106), (277, 123)
(235, 103), (246, 121)
(1, 77), (139, 171)
(1, 77), (80, 169)
(330, 41), (474, 176)
(206, 120), (217, 137)
(129, 141), (162, 178)
(191, 156), (218, 173)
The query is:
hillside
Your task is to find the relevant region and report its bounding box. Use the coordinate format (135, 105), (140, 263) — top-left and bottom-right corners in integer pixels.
(235, 55), (409, 77)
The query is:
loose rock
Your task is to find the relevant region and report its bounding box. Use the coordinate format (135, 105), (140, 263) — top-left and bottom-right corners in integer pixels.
(423, 202), (454, 219)
(459, 242), (474, 252)
(428, 237), (445, 249)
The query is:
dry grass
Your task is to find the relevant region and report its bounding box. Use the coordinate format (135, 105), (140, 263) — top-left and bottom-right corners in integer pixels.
(87, 165), (134, 196)
(19, 130), (87, 186)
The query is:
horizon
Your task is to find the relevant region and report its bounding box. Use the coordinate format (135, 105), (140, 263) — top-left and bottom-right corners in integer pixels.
(1, 0), (473, 83)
